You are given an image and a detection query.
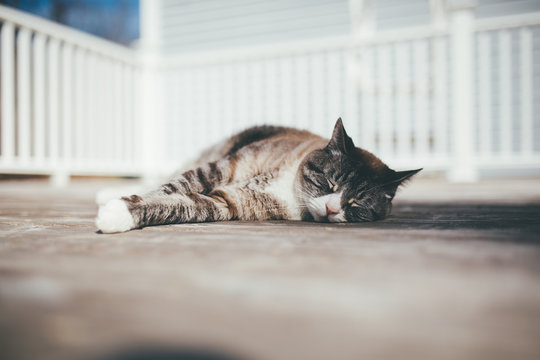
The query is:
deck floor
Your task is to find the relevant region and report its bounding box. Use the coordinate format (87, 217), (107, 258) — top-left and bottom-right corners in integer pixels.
(1, 178), (540, 360)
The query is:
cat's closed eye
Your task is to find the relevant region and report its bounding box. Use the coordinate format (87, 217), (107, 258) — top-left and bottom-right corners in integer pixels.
(306, 161), (324, 174)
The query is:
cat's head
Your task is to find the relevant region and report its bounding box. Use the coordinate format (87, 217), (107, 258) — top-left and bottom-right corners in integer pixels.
(298, 118), (421, 223)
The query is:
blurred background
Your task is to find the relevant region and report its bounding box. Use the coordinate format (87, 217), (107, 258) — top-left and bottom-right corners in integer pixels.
(0, 0), (539, 186)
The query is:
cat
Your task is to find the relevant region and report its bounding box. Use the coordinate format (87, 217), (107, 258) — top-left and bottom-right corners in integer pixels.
(96, 118), (421, 233)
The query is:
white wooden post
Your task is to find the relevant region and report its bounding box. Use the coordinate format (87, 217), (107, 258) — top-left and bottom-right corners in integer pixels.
(140, 0), (164, 183)
(447, 0), (478, 182)
(349, 0), (374, 41)
(430, 0), (448, 29)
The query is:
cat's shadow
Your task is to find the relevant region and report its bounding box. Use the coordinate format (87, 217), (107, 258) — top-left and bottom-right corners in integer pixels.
(95, 347), (244, 360)
(263, 202), (540, 239)
(389, 202), (540, 230)
(95, 202), (540, 244)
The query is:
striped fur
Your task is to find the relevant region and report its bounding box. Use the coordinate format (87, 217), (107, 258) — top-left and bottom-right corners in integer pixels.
(96, 119), (421, 233)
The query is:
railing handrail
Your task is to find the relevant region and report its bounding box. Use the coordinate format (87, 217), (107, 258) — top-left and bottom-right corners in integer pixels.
(475, 11), (540, 32)
(159, 25), (448, 68)
(159, 11), (540, 69)
(0, 4), (139, 64)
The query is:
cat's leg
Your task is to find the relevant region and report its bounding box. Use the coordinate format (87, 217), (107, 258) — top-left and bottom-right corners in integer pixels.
(96, 191), (232, 233)
(95, 173), (289, 233)
(96, 159), (235, 233)
(159, 158), (234, 195)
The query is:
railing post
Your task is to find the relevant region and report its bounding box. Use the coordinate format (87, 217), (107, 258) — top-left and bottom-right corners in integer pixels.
(430, 0), (448, 29)
(349, 0), (375, 40)
(447, 0), (478, 182)
(50, 171), (70, 188)
(139, 0), (164, 184)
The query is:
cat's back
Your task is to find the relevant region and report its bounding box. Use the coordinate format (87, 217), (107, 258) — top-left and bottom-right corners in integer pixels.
(191, 125), (325, 166)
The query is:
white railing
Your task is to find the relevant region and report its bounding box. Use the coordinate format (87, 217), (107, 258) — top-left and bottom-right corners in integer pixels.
(474, 12), (540, 169)
(1, 4), (540, 185)
(0, 5), (142, 186)
(157, 32), (451, 173)
(156, 9), (540, 179)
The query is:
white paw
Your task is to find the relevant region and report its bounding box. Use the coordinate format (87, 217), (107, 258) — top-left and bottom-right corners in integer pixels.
(95, 199), (135, 233)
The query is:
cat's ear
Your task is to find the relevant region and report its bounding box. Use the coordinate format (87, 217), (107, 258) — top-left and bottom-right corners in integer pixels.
(327, 118), (355, 154)
(385, 168), (422, 188)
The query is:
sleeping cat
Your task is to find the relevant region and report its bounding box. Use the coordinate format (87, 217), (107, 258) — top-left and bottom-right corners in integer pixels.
(96, 119), (421, 233)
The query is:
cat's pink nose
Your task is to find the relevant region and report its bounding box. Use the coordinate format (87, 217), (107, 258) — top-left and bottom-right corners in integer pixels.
(326, 202), (340, 216)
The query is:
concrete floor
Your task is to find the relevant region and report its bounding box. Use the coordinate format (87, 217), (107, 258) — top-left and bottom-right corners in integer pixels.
(1, 177), (540, 360)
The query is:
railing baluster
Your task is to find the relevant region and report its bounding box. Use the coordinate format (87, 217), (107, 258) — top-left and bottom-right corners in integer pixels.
(520, 27), (533, 155)
(97, 57), (108, 164)
(280, 59), (294, 127)
(296, 55), (309, 129)
(499, 30), (512, 156)
(311, 54), (325, 134)
(327, 51), (342, 125)
(109, 60), (118, 165)
(62, 43), (73, 167)
(360, 47), (375, 151)
(169, 70), (181, 160)
(1, 22), (15, 163)
(183, 69), (195, 156)
(132, 68), (142, 165)
(377, 45), (392, 157)
(87, 54), (97, 165)
(396, 42), (411, 158)
(344, 49), (359, 142)
(264, 60), (278, 125)
(222, 65), (234, 139)
(123, 65), (133, 163)
(48, 38), (60, 165)
(433, 36), (448, 157)
(413, 39), (429, 156)
(113, 61), (123, 165)
(208, 66), (220, 142)
(478, 32), (492, 156)
(74, 48), (85, 165)
(33, 33), (46, 164)
(17, 27), (32, 163)
(195, 67), (209, 145)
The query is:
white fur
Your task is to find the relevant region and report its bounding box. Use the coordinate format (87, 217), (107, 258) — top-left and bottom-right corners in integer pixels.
(328, 211), (346, 223)
(307, 192), (346, 223)
(264, 165), (303, 220)
(95, 199), (135, 233)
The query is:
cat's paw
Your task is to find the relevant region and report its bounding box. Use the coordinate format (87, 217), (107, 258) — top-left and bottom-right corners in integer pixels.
(95, 199), (135, 233)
